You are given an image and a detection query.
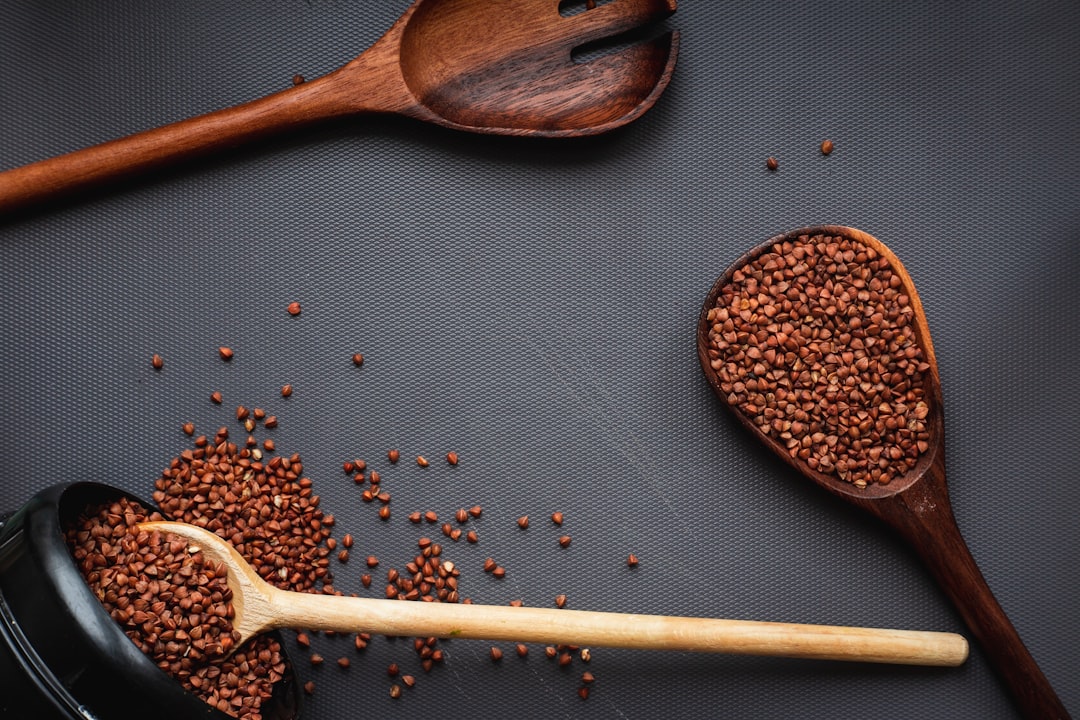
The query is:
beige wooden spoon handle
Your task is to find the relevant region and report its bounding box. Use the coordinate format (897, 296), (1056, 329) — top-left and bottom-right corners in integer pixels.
(138, 520), (966, 667)
(264, 587), (967, 666)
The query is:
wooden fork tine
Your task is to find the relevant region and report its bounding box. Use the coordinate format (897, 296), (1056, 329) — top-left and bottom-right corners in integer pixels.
(567, 0), (677, 44)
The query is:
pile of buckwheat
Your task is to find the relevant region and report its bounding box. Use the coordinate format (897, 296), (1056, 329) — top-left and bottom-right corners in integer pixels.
(705, 233), (932, 488)
(69, 419), (600, 716)
(67, 497), (287, 719)
(70, 304), (621, 717)
(68, 420), (334, 720)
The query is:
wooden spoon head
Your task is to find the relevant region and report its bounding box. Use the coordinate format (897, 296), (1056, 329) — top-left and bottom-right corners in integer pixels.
(138, 520), (270, 646)
(697, 226), (946, 504)
(397, 0), (679, 135)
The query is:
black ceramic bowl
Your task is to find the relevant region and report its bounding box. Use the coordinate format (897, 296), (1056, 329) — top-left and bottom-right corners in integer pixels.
(0, 482), (302, 720)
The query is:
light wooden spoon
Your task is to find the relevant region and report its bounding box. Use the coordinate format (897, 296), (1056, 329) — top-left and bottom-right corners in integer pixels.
(141, 520), (967, 666)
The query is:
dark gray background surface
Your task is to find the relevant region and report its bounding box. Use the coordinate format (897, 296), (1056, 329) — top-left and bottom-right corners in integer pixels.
(1, 1), (1077, 718)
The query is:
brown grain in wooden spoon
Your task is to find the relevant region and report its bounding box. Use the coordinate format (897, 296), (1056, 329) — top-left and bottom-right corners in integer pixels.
(696, 225), (1069, 719)
(140, 520), (967, 667)
(0, 0), (678, 214)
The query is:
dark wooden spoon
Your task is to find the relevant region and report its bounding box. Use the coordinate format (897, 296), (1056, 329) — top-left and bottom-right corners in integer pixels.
(696, 225), (1070, 720)
(0, 0), (678, 214)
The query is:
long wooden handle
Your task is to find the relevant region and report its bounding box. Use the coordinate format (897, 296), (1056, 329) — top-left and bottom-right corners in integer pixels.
(926, 542), (1071, 718)
(267, 588), (967, 666)
(897, 501), (1071, 717)
(0, 72), (363, 215)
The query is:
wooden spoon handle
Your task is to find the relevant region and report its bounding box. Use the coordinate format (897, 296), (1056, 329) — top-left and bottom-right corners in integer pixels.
(900, 501), (1070, 718)
(266, 589), (967, 666)
(0, 74), (359, 215)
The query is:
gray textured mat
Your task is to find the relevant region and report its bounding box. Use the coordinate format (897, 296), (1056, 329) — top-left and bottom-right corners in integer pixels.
(1, 1), (1078, 718)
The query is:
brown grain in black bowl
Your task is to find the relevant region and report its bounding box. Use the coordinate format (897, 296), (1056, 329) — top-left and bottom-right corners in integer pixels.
(0, 481), (302, 720)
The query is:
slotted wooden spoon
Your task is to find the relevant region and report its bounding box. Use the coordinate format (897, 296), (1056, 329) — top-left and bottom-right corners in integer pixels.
(141, 520), (968, 666)
(697, 225), (1070, 719)
(0, 0), (678, 214)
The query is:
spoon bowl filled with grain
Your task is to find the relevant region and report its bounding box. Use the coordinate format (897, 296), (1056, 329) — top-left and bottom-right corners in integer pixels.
(697, 225), (1069, 720)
